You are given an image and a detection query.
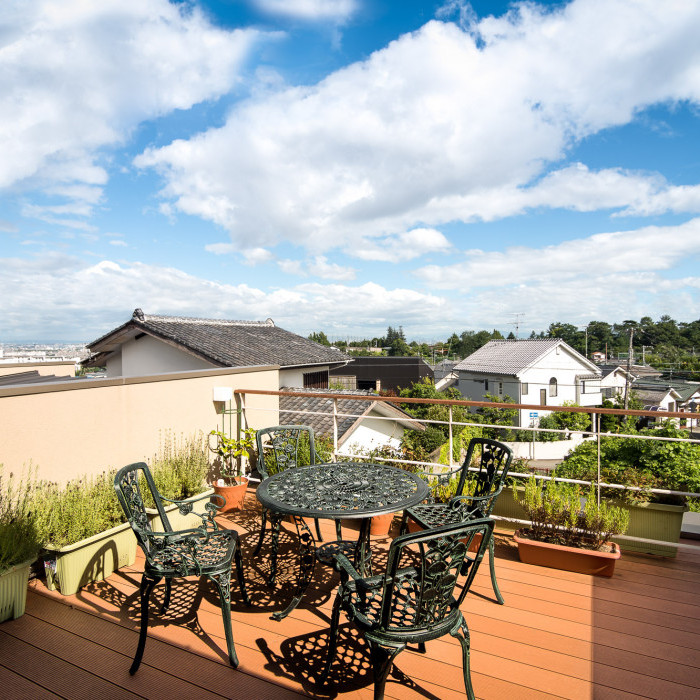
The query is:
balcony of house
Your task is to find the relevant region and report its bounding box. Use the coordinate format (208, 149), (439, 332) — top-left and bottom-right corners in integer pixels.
(2, 388), (700, 699)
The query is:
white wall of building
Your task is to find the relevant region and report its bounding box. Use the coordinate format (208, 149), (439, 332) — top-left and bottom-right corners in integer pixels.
(109, 335), (213, 377)
(279, 366), (330, 389)
(339, 412), (407, 455)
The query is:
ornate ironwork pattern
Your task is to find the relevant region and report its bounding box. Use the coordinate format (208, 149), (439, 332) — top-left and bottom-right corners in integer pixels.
(256, 425), (317, 478)
(402, 437), (513, 605)
(258, 462), (429, 518)
(323, 519), (494, 700)
(114, 462), (249, 675)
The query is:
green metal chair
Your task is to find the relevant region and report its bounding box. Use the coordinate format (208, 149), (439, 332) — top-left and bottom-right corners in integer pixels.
(253, 425), (341, 584)
(400, 437), (512, 604)
(114, 462), (249, 674)
(322, 518), (495, 700)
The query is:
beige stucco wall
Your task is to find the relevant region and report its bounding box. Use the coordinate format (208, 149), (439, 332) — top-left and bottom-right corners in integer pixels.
(0, 365), (279, 483)
(0, 360), (76, 378)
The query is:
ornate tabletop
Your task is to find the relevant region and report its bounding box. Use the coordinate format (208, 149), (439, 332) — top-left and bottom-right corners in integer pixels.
(256, 461), (429, 519)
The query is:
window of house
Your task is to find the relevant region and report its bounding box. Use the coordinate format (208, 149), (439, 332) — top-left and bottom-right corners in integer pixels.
(497, 381), (503, 396)
(521, 383), (528, 395)
(484, 379), (489, 392)
(303, 370), (328, 389)
(549, 377), (558, 397)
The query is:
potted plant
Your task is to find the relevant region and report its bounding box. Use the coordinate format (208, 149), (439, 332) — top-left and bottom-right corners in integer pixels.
(1, 468), (42, 621)
(513, 476), (629, 577)
(209, 428), (256, 513)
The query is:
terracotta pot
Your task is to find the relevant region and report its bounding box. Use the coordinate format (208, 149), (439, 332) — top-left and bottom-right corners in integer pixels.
(514, 530), (620, 577)
(406, 518), (482, 552)
(212, 477), (249, 513)
(369, 512), (395, 536)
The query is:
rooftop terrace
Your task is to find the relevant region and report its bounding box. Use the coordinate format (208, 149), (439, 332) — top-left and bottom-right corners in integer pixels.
(3, 492), (700, 699)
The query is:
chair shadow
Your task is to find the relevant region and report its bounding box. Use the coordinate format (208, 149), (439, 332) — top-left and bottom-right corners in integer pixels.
(256, 623), (444, 700)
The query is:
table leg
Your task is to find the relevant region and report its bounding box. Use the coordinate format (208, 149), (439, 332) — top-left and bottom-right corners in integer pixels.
(271, 515), (316, 621)
(354, 518), (373, 577)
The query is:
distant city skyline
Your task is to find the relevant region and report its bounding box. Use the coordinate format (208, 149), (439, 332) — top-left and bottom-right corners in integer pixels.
(2, 0), (699, 342)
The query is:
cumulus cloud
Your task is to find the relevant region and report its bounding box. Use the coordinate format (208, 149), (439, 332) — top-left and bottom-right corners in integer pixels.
(351, 228), (452, 262)
(0, 0), (262, 215)
(0, 256), (443, 340)
(253, 0), (358, 22)
(414, 218), (700, 290)
(136, 1), (700, 252)
(278, 255), (356, 279)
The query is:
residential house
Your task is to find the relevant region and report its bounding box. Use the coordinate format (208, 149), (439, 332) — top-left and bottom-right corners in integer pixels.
(279, 388), (424, 456)
(84, 308), (349, 389)
(330, 356), (433, 393)
(454, 338), (603, 426)
(631, 377), (700, 427)
(598, 364), (632, 400)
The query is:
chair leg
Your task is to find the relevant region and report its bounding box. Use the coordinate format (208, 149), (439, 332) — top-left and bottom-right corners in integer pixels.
(130, 574), (159, 675)
(488, 535), (505, 605)
(321, 593), (342, 683)
(160, 579), (172, 614)
(233, 539), (251, 606)
(253, 507), (269, 556)
(450, 615), (474, 700)
(369, 641), (403, 700)
(209, 571), (239, 668)
(335, 519), (342, 541)
(268, 514), (282, 587)
(314, 517), (323, 542)
(398, 510), (409, 535)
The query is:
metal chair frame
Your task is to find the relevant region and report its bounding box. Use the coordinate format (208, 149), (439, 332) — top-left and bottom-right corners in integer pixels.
(400, 437), (513, 604)
(114, 462), (249, 674)
(323, 518), (495, 700)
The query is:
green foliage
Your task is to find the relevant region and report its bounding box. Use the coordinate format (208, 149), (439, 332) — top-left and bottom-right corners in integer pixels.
(209, 428), (256, 482)
(555, 421), (700, 503)
(474, 393), (518, 440)
(533, 402), (590, 441)
(33, 433), (212, 548)
(0, 466), (42, 572)
(515, 476), (629, 550)
(308, 331), (331, 346)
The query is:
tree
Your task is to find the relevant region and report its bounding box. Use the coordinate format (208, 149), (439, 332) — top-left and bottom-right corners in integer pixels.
(308, 331), (330, 346)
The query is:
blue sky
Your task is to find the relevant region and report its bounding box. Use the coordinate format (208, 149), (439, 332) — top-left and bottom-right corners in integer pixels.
(1, 0), (700, 343)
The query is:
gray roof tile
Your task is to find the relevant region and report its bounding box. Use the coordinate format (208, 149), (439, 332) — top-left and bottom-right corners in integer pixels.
(454, 338), (565, 376)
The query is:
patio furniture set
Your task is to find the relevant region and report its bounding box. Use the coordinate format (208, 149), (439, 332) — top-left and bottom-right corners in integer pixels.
(114, 427), (513, 700)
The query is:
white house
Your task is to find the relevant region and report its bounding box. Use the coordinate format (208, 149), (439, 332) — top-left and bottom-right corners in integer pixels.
(84, 308), (349, 389)
(599, 364), (631, 401)
(279, 388), (425, 456)
(454, 338), (603, 426)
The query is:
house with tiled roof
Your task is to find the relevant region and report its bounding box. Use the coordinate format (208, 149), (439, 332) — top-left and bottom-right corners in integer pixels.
(279, 388), (425, 456)
(454, 338), (602, 426)
(84, 309), (349, 388)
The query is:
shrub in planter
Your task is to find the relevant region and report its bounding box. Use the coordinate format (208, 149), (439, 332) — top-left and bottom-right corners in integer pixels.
(513, 476), (629, 576)
(1, 467), (42, 621)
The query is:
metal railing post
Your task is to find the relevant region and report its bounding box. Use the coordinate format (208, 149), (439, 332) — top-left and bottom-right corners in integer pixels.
(333, 398), (338, 461)
(594, 411), (601, 506)
(448, 405), (454, 467)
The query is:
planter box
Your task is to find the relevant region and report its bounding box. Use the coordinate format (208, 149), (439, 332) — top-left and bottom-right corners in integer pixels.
(613, 501), (687, 557)
(147, 489), (215, 531)
(43, 521), (136, 596)
(0, 559), (33, 622)
(491, 486), (529, 529)
(514, 530), (620, 577)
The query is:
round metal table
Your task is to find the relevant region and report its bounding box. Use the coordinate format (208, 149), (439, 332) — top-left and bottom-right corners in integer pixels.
(256, 461), (429, 620)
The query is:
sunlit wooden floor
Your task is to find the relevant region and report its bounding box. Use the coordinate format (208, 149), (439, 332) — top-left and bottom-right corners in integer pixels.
(2, 491), (700, 699)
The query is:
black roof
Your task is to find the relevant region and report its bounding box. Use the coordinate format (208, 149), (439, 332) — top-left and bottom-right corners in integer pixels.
(85, 309), (349, 369)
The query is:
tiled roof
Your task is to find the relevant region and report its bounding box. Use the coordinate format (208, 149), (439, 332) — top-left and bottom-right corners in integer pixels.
(87, 309), (349, 369)
(633, 378), (700, 402)
(454, 338), (576, 376)
(279, 388), (423, 442)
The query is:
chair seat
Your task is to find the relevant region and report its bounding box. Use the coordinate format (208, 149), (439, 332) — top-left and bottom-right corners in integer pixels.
(408, 502), (485, 530)
(146, 530), (235, 578)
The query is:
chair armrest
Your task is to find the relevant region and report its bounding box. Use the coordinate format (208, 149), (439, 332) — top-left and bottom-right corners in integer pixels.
(449, 484), (504, 516)
(332, 553), (362, 582)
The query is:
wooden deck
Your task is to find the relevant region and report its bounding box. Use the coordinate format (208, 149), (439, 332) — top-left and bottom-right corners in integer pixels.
(2, 495), (700, 699)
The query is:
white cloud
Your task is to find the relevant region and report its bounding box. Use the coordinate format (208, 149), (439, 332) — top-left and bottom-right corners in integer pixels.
(351, 228), (452, 262)
(414, 218), (700, 290)
(278, 255), (356, 279)
(205, 242), (236, 255)
(0, 0), (262, 215)
(0, 256), (445, 340)
(253, 0), (358, 22)
(136, 1), (700, 252)
(109, 239), (127, 247)
(242, 247), (274, 265)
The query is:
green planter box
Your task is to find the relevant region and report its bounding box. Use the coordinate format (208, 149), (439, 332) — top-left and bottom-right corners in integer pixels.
(146, 489), (215, 531)
(491, 486), (529, 529)
(613, 501), (687, 557)
(43, 520), (136, 596)
(0, 560), (32, 622)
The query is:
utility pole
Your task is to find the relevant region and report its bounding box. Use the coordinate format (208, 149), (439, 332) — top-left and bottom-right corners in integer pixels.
(624, 329), (634, 410)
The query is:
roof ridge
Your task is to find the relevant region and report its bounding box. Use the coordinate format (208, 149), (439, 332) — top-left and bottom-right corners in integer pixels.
(135, 309), (273, 327)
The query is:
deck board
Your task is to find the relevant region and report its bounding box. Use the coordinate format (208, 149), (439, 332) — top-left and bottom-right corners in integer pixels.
(2, 498), (700, 699)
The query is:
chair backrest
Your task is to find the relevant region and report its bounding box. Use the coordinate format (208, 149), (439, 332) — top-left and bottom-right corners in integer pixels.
(114, 461), (172, 557)
(455, 437), (513, 509)
(379, 519), (494, 634)
(255, 425), (317, 479)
